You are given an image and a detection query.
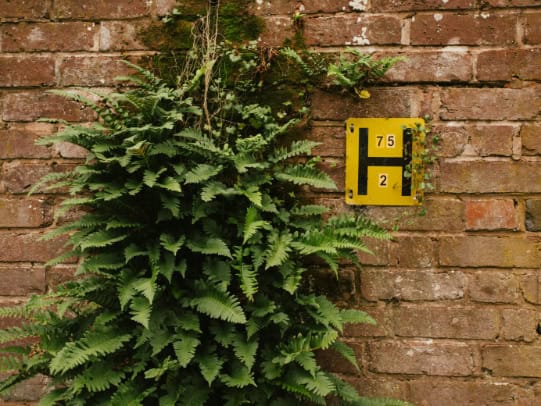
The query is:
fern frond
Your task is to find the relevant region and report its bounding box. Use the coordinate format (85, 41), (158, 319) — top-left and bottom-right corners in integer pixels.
(187, 237), (232, 258)
(220, 363), (256, 388)
(185, 164), (222, 184)
(198, 352), (224, 385)
(232, 338), (258, 370)
(173, 333), (200, 368)
(275, 166), (336, 190)
(271, 140), (320, 163)
(265, 231), (292, 269)
(190, 287), (246, 324)
(340, 309), (376, 326)
(330, 340), (360, 371)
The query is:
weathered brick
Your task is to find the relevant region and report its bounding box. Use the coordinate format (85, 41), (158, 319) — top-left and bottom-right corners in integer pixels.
(477, 49), (541, 82)
(0, 124), (55, 159)
(411, 13), (516, 46)
(369, 340), (475, 376)
(311, 88), (415, 120)
(488, 0), (541, 7)
(469, 271), (520, 303)
(316, 158), (344, 192)
(391, 236), (437, 268)
(372, 0), (477, 11)
(357, 238), (393, 266)
(155, 0), (177, 16)
(251, 0), (353, 15)
(348, 375), (408, 400)
(46, 266), (76, 290)
(0, 56), (55, 87)
(526, 199), (541, 232)
(522, 124), (541, 156)
(384, 52), (473, 83)
(303, 15), (402, 46)
(53, 0), (149, 19)
(0, 0), (49, 18)
(440, 161), (541, 193)
(0, 197), (52, 228)
(2, 22), (98, 52)
(0, 232), (69, 263)
(366, 197), (464, 232)
(434, 124), (515, 158)
(258, 16), (295, 47)
(100, 21), (149, 51)
(441, 87), (541, 121)
(502, 309), (539, 342)
(59, 56), (136, 87)
(521, 271), (541, 305)
(483, 345), (541, 377)
(0, 161), (75, 194)
(439, 236), (541, 268)
(392, 305), (499, 340)
(408, 379), (533, 406)
(2, 92), (96, 122)
(52, 142), (88, 159)
(316, 343), (361, 375)
(305, 126), (344, 157)
(0, 265), (46, 296)
(361, 269), (465, 301)
(465, 199), (520, 231)
(344, 306), (389, 337)
(524, 13), (541, 45)
(0, 375), (48, 402)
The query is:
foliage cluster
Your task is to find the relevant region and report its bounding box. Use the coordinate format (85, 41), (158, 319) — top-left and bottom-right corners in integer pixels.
(0, 4), (410, 406)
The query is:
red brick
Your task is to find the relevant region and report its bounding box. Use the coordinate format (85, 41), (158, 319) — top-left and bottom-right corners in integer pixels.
(408, 379), (533, 406)
(2, 22), (98, 52)
(316, 343), (361, 375)
(0, 197), (52, 228)
(502, 309), (539, 343)
(440, 161), (541, 194)
(524, 13), (541, 45)
(53, 0), (149, 19)
(392, 305), (499, 340)
(439, 236), (541, 268)
(384, 52), (472, 82)
(347, 375), (408, 400)
(0, 161), (75, 194)
(0, 56), (55, 87)
(155, 0), (177, 16)
(411, 13), (516, 46)
(305, 126), (344, 157)
(520, 271), (541, 305)
(435, 124), (515, 158)
(441, 87), (541, 121)
(258, 17), (295, 47)
(361, 269), (465, 301)
(52, 142), (88, 159)
(2, 92), (96, 122)
(0, 124), (55, 159)
(522, 124), (541, 156)
(0, 231), (69, 263)
(465, 199), (519, 231)
(0, 0), (49, 18)
(311, 88), (415, 120)
(366, 197), (464, 232)
(316, 158), (344, 191)
(251, 0), (353, 15)
(99, 21), (148, 51)
(0, 375), (48, 402)
(488, 0), (541, 6)
(59, 56), (137, 87)
(0, 265), (46, 296)
(372, 0), (477, 11)
(46, 266), (76, 290)
(357, 239), (393, 266)
(483, 345), (541, 377)
(478, 49), (541, 82)
(369, 340), (475, 376)
(344, 306), (389, 337)
(303, 15), (402, 46)
(391, 236), (437, 268)
(469, 271), (520, 304)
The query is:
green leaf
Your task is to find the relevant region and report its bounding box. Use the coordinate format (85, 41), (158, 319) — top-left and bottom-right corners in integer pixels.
(190, 288), (246, 324)
(157, 176), (182, 192)
(78, 231), (127, 251)
(331, 340), (360, 371)
(185, 164), (222, 184)
(233, 338), (258, 370)
(275, 165), (337, 190)
(130, 297), (152, 328)
(188, 237), (232, 258)
(340, 309), (377, 326)
(265, 231), (292, 269)
(173, 333), (200, 368)
(243, 207), (269, 244)
(198, 352), (224, 386)
(221, 363), (256, 388)
(160, 233), (186, 255)
(298, 371), (335, 397)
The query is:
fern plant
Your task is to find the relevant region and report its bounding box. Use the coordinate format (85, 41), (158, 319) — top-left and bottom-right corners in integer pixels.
(0, 7), (406, 406)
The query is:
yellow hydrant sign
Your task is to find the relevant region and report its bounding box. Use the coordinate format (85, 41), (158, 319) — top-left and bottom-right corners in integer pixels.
(345, 118), (425, 206)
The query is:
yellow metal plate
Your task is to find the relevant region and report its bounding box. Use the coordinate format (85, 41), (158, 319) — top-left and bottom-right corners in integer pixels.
(345, 118), (425, 206)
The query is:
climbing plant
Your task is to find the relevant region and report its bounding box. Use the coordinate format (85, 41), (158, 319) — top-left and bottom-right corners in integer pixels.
(0, 3), (411, 406)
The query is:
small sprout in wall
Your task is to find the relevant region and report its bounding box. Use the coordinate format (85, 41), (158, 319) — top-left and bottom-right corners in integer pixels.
(327, 48), (404, 99)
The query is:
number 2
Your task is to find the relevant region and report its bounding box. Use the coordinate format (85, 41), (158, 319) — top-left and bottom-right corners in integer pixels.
(378, 174), (388, 187)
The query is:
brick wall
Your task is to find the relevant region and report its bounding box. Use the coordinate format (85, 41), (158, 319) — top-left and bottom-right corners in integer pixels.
(1, 0), (540, 405)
